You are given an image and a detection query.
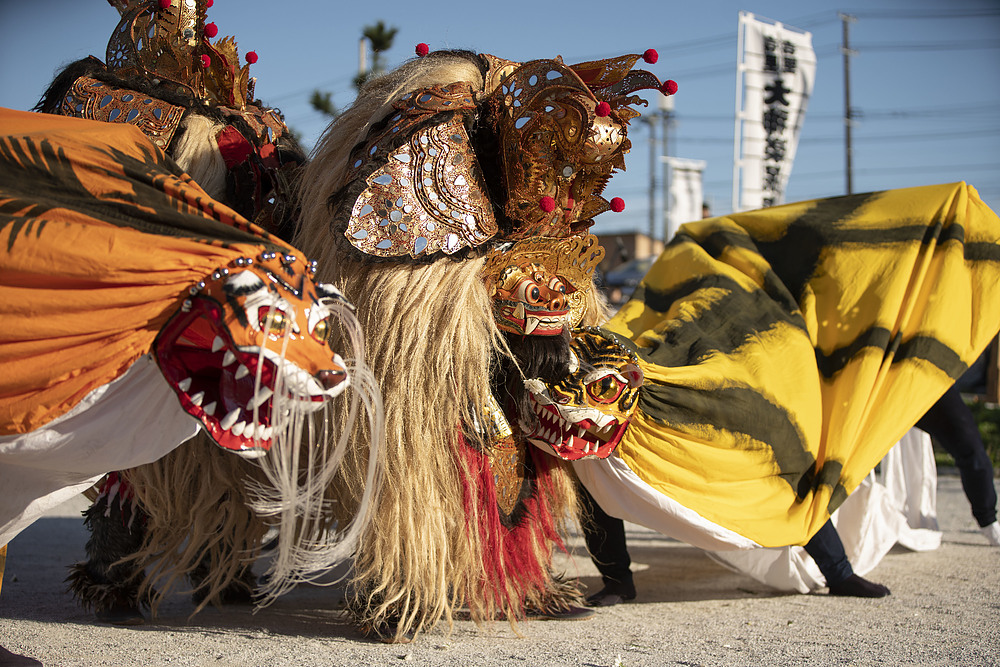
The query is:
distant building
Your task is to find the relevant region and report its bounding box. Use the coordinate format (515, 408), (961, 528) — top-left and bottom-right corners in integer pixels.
(593, 231), (664, 307)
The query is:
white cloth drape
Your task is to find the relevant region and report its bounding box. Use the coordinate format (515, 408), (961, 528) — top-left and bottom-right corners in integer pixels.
(705, 429), (941, 592)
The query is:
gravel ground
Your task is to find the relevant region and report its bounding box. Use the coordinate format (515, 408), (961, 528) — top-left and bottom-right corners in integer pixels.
(1, 473), (998, 667)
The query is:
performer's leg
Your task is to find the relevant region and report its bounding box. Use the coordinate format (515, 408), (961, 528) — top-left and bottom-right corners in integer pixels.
(578, 484), (635, 606)
(804, 519), (890, 597)
(915, 385), (998, 533)
(66, 484), (147, 625)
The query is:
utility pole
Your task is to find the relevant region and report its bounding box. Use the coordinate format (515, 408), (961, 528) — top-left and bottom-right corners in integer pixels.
(643, 114), (657, 241)
(660, 93), (675, 241)
(840, 12), (857, 195)
(358, 37), (368, 78)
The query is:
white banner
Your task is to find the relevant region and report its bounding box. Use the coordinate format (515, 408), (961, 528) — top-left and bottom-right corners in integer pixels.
(664, 157), (706, 240)
(733, 11), (816, 211)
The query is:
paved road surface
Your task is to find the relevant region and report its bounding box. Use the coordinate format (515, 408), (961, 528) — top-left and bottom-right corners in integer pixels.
(1, 474), (998, 666)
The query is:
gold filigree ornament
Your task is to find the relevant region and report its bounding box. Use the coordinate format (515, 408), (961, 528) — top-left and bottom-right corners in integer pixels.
(338, 84), (498, 259)
(334, 51), (674, 260)
(482, 233), (605, 336)
(60, 74), (186, 149)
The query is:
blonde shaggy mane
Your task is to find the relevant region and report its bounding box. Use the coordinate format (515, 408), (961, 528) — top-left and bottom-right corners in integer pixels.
(293, 52), (583, 640)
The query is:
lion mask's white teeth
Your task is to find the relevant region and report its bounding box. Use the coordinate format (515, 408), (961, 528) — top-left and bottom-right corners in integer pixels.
(189, 391), (204, 407)
(222, 350), (237, 366)
(220, 408), (241, 431)
(249, 387), (273, 410)
(178, 377), (192, 392)
(232, 420), (247, 437)
(211, 336), (225, 353)
(204, 401), (217, 417)
(235, 364), (251, 380)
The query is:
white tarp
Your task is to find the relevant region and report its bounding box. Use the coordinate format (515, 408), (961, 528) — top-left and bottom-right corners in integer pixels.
(733, 11), (816, 212)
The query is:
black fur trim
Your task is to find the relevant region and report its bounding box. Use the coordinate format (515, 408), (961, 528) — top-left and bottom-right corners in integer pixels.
(493, 330), (574, 433)
(65, 493), (148, 612)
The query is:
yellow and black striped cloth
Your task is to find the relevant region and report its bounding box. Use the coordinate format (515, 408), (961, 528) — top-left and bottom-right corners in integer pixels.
(605, 183), (1000, 547)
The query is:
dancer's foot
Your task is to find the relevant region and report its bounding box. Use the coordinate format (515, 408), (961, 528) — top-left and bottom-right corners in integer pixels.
(585, 580), (636, 607)
(827, 574), (890, 598)
(980, 521), (1000, 547)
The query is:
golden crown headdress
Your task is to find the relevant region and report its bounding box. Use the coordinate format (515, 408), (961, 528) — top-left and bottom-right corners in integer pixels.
(105, 0), (255, 109)
(482, 53), (671, 241)
(334, 49), (676, 260)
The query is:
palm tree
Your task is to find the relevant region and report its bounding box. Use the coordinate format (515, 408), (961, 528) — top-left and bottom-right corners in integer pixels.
(362, 20), (398, 79)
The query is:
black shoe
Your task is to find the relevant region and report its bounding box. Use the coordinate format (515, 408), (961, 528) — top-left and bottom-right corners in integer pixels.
(585, 581), (636, 607)
(827, 574), (891, 598)
(525, 604), (596, 620)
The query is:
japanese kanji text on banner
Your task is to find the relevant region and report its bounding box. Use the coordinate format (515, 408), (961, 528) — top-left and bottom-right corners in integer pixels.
(732, 11), (816, 212)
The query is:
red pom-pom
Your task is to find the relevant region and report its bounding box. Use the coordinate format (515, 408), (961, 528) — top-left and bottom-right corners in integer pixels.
(157, 0), (171, 8)
(643, 49), (658, 64)
(206, 0), (213, 6)
(610, 197), (625, 213)
(245, 51), (258, 64)
(415, 43), (430, 57)
(661, 79), (678, 96)
(200, 54), (212, 68)
(539, 196), (556, 213)
(595, 101), (611, 117)
(204, 22), (218, 38)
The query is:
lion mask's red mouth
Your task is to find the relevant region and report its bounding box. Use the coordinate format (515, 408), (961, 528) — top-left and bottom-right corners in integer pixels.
(523, 398), (629, 461)
(155, 274), (349, 458)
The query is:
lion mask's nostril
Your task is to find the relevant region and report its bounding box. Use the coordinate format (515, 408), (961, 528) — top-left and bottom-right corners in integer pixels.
(317, 369), (347, 391)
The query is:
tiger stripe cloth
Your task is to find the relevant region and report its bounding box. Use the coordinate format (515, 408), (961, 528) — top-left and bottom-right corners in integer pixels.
(578, 183), (1000, 549)
(0, 107), (283, 435)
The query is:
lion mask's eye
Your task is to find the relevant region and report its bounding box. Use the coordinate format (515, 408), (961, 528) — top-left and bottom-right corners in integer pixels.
(515, 278), (545, 305)
(306, 301), (335, 346)
(257, 306), (290, 337)
(584, 372), (627, 404)
(547, 276), (567, 294)
(311, 316), (331, 344)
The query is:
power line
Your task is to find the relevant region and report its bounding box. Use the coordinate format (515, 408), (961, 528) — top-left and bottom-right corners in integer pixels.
(265, 74), (356, 105)
(846, 8), (1000, 19)
(854, 39), (1000, 51)
(672, 127), (1000, 145)
(578, 10), (841, 62)
(672, 102), (1000, 122)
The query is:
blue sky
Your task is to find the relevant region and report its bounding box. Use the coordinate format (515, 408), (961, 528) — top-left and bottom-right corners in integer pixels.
(2, 0), (998, 238)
